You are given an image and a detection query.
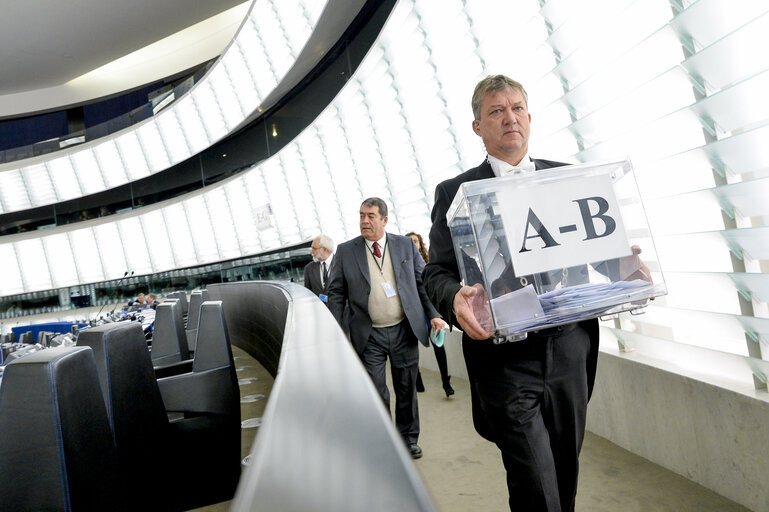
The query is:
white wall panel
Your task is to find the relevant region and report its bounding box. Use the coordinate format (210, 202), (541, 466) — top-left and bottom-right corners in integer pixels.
(155, 110), (191, 165)
(115, 131), (150, 180)
(23, 164), (57, 205)
(91, 224), (128, 278)
(15, 238), (52, 291)
(71, 150), (106, 196)
(116, 217), (153, 275)
(42, 233), (79, 288)
(93, 140), (129, 188)
(68, 229), (105, 284)
(185, 196), (220, 263)
(0, 245), (23, 295)
(224, 180), (262, 254)
(163, 203), (198, 268)
(206, 188), (241, 259)
(140, 209), (176, 271)
(47, 156), (81, 201)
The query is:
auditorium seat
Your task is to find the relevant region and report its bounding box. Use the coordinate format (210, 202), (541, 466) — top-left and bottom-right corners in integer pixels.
(37, 330), (55, 347)
(1, 343), (44, 365)
(0, 346), (124, 511)
(156, 300), (240, 419)
(166, 291), (189, 325)
(76, 321), (240, 510)
(150, 300), (190, 365)
(185, 290), (203, 352)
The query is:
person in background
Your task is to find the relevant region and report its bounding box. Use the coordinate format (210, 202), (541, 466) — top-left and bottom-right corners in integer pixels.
(304, 235), (335, 299)
(146, 293), (158, 309)
(129, 293), (146, 307)
(406, 231), (454, 398)
(327, 198), (445, 459)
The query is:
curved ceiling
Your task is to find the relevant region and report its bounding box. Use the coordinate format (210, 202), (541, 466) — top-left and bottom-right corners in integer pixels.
(0, 0), (248, 117)
(0, 0), (371, 219)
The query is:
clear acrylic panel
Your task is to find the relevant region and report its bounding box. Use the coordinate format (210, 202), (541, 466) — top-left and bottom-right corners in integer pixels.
(447, 159), (667, 337)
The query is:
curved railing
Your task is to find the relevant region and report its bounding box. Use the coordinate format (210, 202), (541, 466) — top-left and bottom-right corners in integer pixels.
(207, 281), (437, 511)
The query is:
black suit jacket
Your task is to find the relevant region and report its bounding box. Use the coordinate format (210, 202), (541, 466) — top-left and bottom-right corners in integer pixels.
(423, 159), (599, 398)
(327, 233), (441, 356)
(303, 260), (329, 296)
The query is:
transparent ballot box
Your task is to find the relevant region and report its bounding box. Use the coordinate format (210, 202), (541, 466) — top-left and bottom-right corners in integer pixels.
(446, 158), (667, 339)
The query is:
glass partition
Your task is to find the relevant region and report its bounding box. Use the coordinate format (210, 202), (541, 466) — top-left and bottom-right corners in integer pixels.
(0, 241), (311, 320)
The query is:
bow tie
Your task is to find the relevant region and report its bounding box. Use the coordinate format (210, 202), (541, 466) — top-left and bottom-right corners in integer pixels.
(499, 159), (535, 176)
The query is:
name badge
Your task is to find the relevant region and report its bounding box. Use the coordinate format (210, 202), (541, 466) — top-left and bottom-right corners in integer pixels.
(382, 281), (397, 298)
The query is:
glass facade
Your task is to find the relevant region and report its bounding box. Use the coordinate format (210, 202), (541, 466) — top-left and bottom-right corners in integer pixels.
(1, 0), (768, 387)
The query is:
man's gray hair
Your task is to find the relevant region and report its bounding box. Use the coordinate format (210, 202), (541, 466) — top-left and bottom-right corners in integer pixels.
(361, 197), (388, 218)
(471, 75), (528, 120)
(316, 234), (335, 253)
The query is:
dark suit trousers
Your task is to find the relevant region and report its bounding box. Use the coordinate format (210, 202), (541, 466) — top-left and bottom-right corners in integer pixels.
(362, 319), (420, 445)
(463, 323), (591, 512)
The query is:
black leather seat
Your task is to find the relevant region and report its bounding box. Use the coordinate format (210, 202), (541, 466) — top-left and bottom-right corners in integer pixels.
(0, 346), (124, 511)
(150, 300), (190, 366)
(166, 290), (189, 326)
(157, 300), (240, 418)
(185, 290), (204, 352)
(76, 320), (240, 510)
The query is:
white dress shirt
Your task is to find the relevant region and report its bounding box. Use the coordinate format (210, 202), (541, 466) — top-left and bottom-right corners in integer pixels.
(364, 234), (388, 257)
(487, 153), (535, 177)
(319, 253), (334, 287)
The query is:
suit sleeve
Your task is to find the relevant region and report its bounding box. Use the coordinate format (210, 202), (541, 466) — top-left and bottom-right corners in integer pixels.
(410, 238), (441, 321)
(325, 247), (346, 325)
(423, 181), (463, 329)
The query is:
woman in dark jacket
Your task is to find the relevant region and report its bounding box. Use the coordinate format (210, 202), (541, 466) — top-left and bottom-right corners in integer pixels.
(406, 232), (454, 397)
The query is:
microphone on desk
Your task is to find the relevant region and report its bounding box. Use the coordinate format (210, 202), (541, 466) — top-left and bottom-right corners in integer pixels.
(110, 271), (135, 315)
(91, 271), (128, 325)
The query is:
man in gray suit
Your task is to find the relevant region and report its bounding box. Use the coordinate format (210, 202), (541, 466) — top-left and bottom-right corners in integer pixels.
(327, 197), (444, 459)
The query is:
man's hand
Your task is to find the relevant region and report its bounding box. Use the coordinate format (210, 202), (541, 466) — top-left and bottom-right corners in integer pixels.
(430, 317), (448, 334)
(453, 284), (494, 340)
(620, 245), (655, 305)
(620, 245), (652, 282)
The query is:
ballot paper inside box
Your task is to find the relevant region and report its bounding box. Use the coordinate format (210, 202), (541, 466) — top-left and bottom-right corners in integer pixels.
(446, 158), (667, 337)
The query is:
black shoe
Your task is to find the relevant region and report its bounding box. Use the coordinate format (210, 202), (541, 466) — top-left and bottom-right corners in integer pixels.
(442, 375), (454, 398)
(416, 371), (425, 392)
(409, 444), (423, 459)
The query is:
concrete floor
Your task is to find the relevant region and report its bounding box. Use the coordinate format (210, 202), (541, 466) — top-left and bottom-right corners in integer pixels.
(412, 368), (751, 512)
(199, 348), (751, 512)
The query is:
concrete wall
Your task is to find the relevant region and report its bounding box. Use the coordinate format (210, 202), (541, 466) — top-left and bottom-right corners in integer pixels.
(587, 349), (769, 512)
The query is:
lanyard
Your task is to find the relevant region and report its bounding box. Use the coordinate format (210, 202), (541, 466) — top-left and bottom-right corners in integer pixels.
(367, 239), (387, 276)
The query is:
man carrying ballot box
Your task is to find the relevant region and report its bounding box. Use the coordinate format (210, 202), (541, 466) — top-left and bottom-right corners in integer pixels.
(423, 75), (599, 512)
